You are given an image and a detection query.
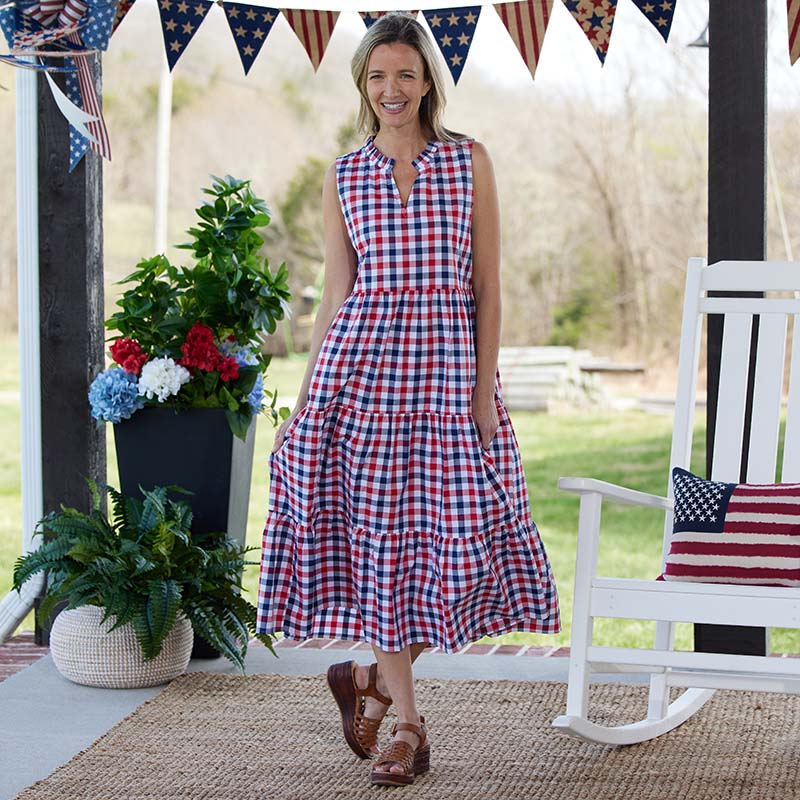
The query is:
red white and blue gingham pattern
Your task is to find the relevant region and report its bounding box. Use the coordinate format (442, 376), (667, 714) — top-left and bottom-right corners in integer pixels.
(256, 137), (560, 652)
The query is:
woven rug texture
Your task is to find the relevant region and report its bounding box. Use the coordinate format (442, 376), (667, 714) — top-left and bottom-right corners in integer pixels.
(13, 672), (800, 800)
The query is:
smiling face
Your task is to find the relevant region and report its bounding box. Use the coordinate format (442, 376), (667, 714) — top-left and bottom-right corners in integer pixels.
(366, 42), (432, 136)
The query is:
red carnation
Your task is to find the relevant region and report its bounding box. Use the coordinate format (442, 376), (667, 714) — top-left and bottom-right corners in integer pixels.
(110, 338), (147, 376)
(219, 355), (240, 383)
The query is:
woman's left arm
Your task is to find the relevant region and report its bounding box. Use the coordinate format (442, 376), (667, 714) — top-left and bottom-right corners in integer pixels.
(470, 140), (502, 449)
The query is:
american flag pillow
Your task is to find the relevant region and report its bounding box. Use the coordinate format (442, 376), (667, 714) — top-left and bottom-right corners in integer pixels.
(661, 467), (800, 586)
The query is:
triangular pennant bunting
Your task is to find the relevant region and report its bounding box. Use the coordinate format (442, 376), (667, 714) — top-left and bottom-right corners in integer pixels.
(563, 0), (617, 64)
(220, 1), (278, 75)
(112, 0), (136, 35)
(157, 0), (213, 71)
(359, 10), (419, 28)
(422, 6), (481, 84)
(0, 3), (15, 48)
(65, 66), (92, 172)
(281, 8), (338, 71)
(789, 0), (800, 64)
(494, 0), (553, 80)
(75, 1), (118, 52)
(631, 0), (675, 42)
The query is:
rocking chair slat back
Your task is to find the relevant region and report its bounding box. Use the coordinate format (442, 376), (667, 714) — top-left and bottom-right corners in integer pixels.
(747, 313), (787, 483)
(783, 318), (800, 482)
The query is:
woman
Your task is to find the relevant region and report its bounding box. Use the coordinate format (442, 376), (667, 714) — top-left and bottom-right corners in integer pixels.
(255, 11), (560, 787)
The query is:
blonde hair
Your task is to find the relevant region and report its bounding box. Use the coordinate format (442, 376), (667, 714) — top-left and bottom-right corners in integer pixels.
(350, 12), (466, 142)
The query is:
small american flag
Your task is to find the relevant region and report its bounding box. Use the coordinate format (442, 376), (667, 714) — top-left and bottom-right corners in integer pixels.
(789, 0), (800, 65)
(281, 8), (338, 72)
(663, 468), (800, 586)
(494, 0), (553, 81)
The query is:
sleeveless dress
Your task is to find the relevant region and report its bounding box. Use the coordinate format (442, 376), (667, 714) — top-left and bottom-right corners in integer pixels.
(255, 135), (560, 652)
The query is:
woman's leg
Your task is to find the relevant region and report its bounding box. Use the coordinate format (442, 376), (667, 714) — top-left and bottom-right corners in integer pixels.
(354, 642), (428, 713)
(370, 644), (425, 774)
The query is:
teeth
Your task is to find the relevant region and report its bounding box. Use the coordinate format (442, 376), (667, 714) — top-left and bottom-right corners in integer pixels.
(383, 102), (405, 109)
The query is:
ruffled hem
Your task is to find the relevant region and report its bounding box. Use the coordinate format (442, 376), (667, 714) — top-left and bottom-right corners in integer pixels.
(255, 509), (561, 652)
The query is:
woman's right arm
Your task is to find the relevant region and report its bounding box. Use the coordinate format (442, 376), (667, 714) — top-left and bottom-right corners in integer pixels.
(287, 162), (358, 417)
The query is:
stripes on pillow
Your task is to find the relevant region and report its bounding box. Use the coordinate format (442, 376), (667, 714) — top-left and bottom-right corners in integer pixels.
(661, 467), (800, 587)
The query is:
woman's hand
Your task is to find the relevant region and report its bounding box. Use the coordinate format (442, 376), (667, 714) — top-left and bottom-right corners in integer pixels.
(271, 407), (304, 455)
(471, 390), (499, 450)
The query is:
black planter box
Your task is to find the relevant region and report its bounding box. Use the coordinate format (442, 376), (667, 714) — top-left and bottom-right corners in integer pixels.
(114, 406), (257, 658)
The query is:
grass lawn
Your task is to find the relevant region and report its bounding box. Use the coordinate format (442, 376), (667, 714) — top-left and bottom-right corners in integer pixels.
(2, 333), (798, 654)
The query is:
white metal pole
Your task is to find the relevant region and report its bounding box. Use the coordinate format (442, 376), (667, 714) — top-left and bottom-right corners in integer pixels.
(0, 60), (45, 642)
(153, 57), (172, 254)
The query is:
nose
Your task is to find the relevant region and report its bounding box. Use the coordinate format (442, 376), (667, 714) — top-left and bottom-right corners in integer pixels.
(383, 77), (400, 97)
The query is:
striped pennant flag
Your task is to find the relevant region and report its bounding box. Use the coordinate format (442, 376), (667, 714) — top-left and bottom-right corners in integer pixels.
(663, 468), (800, 587)
(422, 6), (481, 85)
(789, 0), (800, 64)
(494, 0), (553, 80)
(563, 0), (617, 64)
(157, 0), (214, 71)
(630, 0), (675, 42)
(219, 1), (278, 75)
(66, 30), (114, 168)
(281, 8), (339, 72)
(359, 10), (419, 28)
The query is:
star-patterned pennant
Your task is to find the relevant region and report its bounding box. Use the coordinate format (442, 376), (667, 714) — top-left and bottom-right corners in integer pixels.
(219, 1), (277, 75)
(0, 1), (18, 48)
(111, 0), (136, 35)
(281, 9), (338, 72)
(65, 64), (92, 172)
(75, 1), (118, 52)
(422, 6), (481, 84)
(563, 0), (617, 64)
(789, 0), (800, 64)
(494, 0), (553, 80)
(157, 0), (213, 71)
(359, 10), (419, 28)
(631, 0), (675, 42)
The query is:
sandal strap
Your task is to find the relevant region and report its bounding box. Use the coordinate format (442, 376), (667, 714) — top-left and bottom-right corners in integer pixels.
(389, 719), (427, 749)
(373, 740), (415, 774)
(361, 662), (392, 706)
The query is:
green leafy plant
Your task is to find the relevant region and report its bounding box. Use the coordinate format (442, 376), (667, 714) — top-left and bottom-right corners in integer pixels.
(12, 480), (276, 671)
(91, 174), (293, 440)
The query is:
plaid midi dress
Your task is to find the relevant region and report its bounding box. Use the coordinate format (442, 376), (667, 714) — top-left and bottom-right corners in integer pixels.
(255, 135), (560, 652)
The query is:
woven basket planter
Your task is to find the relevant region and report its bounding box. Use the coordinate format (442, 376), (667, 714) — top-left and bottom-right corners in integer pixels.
(50, 605), (194, 689)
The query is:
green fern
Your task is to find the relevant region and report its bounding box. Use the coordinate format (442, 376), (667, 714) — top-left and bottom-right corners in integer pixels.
(12, 478), (275, 667)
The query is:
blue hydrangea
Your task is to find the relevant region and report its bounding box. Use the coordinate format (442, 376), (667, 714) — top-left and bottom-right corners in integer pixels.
(219, 338), (259, 367)
(88, 368), (145, 423)
(248, 373), (264, 415)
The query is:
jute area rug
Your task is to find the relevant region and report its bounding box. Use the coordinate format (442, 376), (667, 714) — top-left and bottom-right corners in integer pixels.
(14, 673), (800, 800)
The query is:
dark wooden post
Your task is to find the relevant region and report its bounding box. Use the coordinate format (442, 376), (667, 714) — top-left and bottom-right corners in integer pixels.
(698, 0), (768, 656)
(35, 55), (106, 644)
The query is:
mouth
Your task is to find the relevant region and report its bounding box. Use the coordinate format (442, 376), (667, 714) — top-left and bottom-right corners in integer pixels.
(381, 101), (407, 113)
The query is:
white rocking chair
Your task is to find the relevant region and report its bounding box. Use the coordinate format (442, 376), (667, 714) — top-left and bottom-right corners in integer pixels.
(553, 257), (800, 745)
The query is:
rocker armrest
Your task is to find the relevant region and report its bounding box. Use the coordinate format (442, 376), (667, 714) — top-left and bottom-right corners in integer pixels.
(558, 477), (673, 510)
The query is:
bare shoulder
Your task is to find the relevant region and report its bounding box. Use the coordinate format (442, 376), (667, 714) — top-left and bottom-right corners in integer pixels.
(470, 140), (495, 175)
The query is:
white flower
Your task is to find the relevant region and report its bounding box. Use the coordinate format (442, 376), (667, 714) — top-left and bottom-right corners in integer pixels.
(137, 357), (191, 402)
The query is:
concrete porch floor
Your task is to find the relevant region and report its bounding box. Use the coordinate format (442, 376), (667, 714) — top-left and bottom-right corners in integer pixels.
(0, 639), (651, 800)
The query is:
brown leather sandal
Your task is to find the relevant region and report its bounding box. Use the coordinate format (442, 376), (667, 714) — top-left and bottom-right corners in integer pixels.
(326, 660), (393, 759)
(370, 717), (430, 787)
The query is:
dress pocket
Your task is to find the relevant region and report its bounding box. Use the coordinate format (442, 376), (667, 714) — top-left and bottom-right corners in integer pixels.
(470, 418), (511, 507)
(269, 406), (309, 460)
